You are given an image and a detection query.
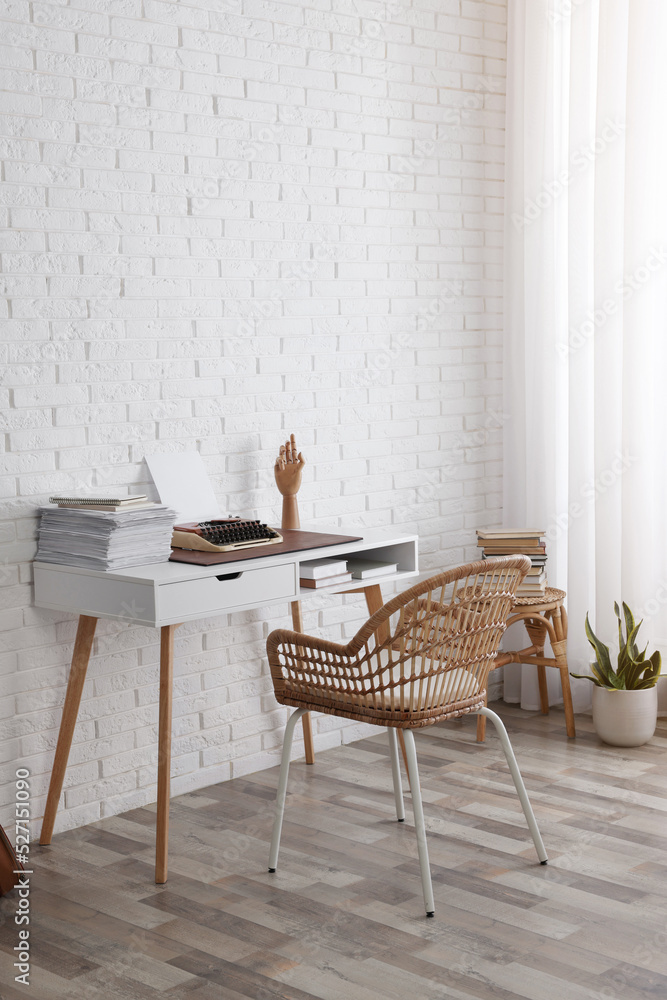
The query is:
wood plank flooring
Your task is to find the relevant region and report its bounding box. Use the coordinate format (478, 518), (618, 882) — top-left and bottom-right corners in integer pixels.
(2, 704), (667, 1000)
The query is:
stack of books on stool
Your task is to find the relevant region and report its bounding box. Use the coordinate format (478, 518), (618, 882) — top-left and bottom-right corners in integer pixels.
(36, 495), (177, 571)
(476, 529), (547, 599)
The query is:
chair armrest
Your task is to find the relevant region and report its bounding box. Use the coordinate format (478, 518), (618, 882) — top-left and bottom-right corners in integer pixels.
(266, 628), (361, 704)
(266, 628), (351, 661)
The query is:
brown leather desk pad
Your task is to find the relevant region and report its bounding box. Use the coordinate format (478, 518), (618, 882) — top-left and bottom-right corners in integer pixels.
(168, 528), (363, 566)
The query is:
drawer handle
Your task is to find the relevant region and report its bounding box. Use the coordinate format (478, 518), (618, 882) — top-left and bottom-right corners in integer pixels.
(216, 572), (241, 582)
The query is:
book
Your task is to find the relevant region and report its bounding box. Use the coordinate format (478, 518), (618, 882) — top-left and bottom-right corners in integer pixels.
(480, 547), (546, 556)
(300, 572), (353, 589)
(478, 541), (545, 551)
(517, 584), (548, 596)
(299, 557), (349, 580)
(476, 529), (546, 539)
(49, 494), (148, 506)
(516, 568), (547, 595)
(347, 558), (398, 580)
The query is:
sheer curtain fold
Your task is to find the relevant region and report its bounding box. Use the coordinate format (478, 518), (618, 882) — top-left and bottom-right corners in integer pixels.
(504, 0), (667, 712)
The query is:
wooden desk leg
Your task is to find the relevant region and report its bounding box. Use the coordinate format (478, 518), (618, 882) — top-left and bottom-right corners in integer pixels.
(40, 615), (97, 845)
(363, 584), (389, 644)
(290, 600), (315, 764)
(155, 624), (176, 884)
(301, 714), (315, 764)
(553, 606), (576, 738)
(363, 583), (383, 617)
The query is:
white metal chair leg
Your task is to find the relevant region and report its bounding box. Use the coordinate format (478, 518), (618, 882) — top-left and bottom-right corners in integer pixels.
(476, 707), (548, 864)
(268, 707), (307, 872)
(387, 728), (405, 822)
(402, 729), (435, 917)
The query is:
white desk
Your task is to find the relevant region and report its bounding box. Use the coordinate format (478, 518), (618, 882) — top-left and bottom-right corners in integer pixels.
(34, 530), (418, 882)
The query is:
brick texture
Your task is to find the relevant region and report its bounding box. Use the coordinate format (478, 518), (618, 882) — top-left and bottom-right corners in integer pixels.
(0, 0), (507, 835)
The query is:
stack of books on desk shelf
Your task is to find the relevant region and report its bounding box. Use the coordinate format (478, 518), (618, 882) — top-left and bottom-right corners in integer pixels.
(300, 557), (352, 589)
(476, 529), (547, 598)
(36, 502), (177, 571)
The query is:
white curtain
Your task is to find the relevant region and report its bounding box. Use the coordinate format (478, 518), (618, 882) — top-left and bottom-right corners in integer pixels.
(503, 0), (667, 712)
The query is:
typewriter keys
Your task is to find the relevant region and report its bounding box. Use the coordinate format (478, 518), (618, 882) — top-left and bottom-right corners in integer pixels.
(198, 519), (280, 547)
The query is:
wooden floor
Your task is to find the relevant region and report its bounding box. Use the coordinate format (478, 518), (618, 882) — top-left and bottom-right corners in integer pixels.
(3, 704), (667, 1000)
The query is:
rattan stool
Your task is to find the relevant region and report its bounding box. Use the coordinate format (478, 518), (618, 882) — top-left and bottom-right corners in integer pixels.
(476, 587), (575, 741)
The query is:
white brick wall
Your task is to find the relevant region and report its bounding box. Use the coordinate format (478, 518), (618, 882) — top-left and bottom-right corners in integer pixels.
(0, 0), (507, 835)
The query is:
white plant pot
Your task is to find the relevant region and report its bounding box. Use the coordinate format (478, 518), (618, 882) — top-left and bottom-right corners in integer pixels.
(592, 686), (658, 747)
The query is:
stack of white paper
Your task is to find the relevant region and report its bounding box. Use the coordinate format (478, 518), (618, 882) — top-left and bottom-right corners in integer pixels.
(36, 505), (177, 571)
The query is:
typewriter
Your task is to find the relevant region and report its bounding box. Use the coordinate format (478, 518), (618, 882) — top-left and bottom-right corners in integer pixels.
(172, 517), (283, 553)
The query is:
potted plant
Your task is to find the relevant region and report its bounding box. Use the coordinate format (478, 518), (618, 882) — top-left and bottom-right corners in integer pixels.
(571, 602), (661, 747)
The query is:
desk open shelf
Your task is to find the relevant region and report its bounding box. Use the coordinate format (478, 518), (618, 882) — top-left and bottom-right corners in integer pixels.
(297, 536), (418, 598)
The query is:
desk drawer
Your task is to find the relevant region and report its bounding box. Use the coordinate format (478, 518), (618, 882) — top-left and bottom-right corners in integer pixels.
(158, 562), (297, 622)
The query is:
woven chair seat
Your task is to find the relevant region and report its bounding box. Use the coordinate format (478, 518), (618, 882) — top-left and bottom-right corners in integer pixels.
(281, 651), (486, 725)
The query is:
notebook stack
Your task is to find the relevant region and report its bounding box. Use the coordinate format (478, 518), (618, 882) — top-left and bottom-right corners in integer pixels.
(37, 497), (177, 571)
(476, 529), (547, 599)
(49, 493), (156, 512)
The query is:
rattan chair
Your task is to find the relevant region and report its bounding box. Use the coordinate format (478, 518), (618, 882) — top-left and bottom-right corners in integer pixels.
(266, 557), (548, 917)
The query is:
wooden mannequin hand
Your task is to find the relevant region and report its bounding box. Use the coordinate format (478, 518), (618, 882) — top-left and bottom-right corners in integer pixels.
(274, 433), (305, 497)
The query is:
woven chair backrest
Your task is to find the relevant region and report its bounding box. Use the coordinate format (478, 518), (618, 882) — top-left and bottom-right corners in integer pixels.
(341, 556), (530, 714)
